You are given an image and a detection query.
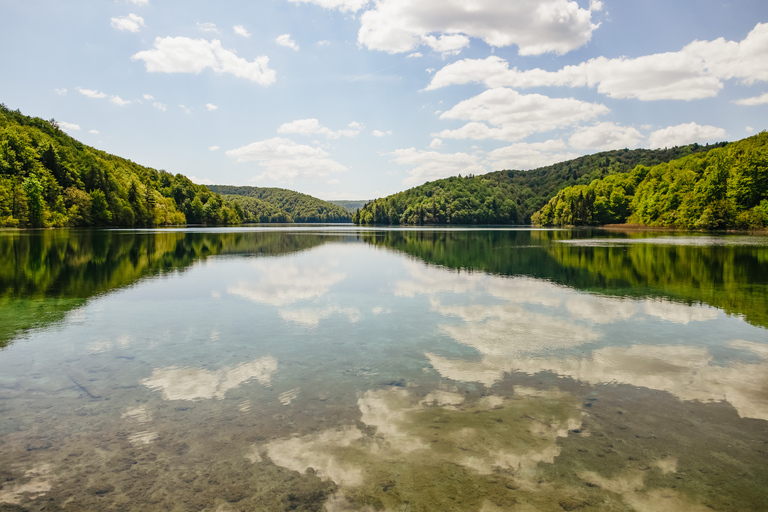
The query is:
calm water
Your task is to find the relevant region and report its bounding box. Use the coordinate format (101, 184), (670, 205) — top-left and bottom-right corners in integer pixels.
(0, 227), (767, 511)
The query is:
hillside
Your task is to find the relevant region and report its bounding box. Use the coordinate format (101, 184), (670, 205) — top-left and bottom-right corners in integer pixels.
(352, 143), (726, 225)
(0, 104), (242, 227)
(208, 185), (352, 222)
(532, 132), (768, 230)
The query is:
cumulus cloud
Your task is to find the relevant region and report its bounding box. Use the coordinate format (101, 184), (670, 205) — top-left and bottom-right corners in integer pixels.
(59, 121), (80, 131)
(209, 145), (220, 151)
(429, 138), (443, 149)
(89, 129), (99, 134)
(54, 88), (67, 95)
(152, 102), (167, 111)
(406, 52), (422, 59)
(435, 88), (609, 142)
(142, 93), (154, 100)
(733, 92), (768, 106)
(226, 137), (347, 183)
(372, 129), (392, 137)
(286, 0), (368, 13)
(487, 140), (581, 171)
(111, 13), (145, 33)
(391, 148), (486, 187)
(127, 0), (149, 4)
(110, 95), (132, 106)
(568, 122), (644, 151)
(206, 103), (218, 111)
(76, 87), (107, 99)
(276, 34), (299, 51)
(357, 0), (598, 55)
(648, 123), (727, 149)
(197, 22), (218, 33)
(278, 118), (360, 139)
(189, 176), (215, 185)
(132, 37), (276, 86)
(233, 25), (251, 38)
(426, 23), (768, 101)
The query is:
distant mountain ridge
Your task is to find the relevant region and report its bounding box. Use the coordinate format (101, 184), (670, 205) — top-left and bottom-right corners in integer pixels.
(353, 143), (727, 226)
(208, 185), (352, 223)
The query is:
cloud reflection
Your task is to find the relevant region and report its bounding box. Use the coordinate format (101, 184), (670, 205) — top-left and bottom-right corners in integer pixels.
(228, 261), (346, 306)
(142, 356), (277, 400)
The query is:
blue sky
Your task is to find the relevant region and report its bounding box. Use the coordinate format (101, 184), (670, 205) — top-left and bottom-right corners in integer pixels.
(1, 0), (767, 200)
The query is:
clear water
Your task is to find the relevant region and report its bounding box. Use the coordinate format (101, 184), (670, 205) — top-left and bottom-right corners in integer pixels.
(0, 227), (767, 511)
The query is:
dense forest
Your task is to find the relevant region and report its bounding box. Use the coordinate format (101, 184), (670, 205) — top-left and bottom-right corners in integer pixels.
(0, 104), (252, 227)
(209, 185), (352, 223)
(532, 132), (768, 230)
(353, 143), (724, 226)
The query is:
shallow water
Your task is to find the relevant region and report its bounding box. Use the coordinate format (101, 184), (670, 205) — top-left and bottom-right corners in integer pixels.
(0, 227), (767, 511)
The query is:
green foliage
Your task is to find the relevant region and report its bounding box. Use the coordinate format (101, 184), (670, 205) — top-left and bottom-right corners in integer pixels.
(354, 144), (722, 226)
(0, 104), (242, 227)
(209, 185), (352, 222)
(533, 132), (768, 230)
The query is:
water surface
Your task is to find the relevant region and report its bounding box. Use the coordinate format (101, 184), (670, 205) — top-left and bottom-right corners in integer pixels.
(0, 227), (766, 511)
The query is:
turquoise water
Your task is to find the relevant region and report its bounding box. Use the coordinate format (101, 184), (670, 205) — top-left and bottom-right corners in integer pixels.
(0, 227), (766, 511)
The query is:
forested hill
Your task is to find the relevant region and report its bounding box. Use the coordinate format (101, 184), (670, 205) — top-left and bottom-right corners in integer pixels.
(532, 132), (768, 230)
(0, 104), (243, 227)
(208, 185), (352, 222)
(353, 143), (725, 226)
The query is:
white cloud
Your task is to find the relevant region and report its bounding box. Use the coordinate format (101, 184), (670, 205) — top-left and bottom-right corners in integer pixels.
(391, 148), (486, 187)
(233, 25), (251, 38)
(179, 104), (192, 114)
(59, 121), (80, 131)
(110, 95), (132, 106)
(348, 121), (363, 130)
(372, 129), (392, 137)
(132, 37), (276, 86)
(733, 92), (768, 106)
(746, 126), (754, 133)
(276, 34), (299, 51)
(142, 93), (154, 100)
(206, 103), (218, 111)
(429, 138), (443, 149)
(152, 102), (167, 111)
(76, 87), (107, 99)
(226, 137), (347, 183)
(487, 140), (581, 171)
(111, 13), (145, 33)
(568, 122), (644, 151)
(317, 40), (331, 46)
(648, 122), (727, 149)
(435, 88), (609, 142)
(197, 22), (218, 33)
(421, 34), (470, 56)
(357, 0), (598, 55)
(286, 0), (368, 13)
(127, 0), (149, 4)
(54, 88), (67, 95)
(426, 23), (768, 101)
(278, 118), (360, 139)
(89, 129), (99, 135)
(589, 0), (603, 11)
(209, 145), (220, 151)
(406, 52), (422, 59)
(189, 176), (215, 185)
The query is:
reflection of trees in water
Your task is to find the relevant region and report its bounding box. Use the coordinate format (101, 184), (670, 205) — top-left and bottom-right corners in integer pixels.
(363, 229), (768, 329)
(0, 230), (334, 347)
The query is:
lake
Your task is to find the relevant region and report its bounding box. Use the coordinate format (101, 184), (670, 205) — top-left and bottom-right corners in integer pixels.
(0, 226), (767, 511)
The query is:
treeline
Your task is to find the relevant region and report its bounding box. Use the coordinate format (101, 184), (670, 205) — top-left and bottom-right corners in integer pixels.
(209, 185), (352, 223)
(0, 104), (248, 227)
(353, 144), (723, 226)
(532, 132), (768, 229)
